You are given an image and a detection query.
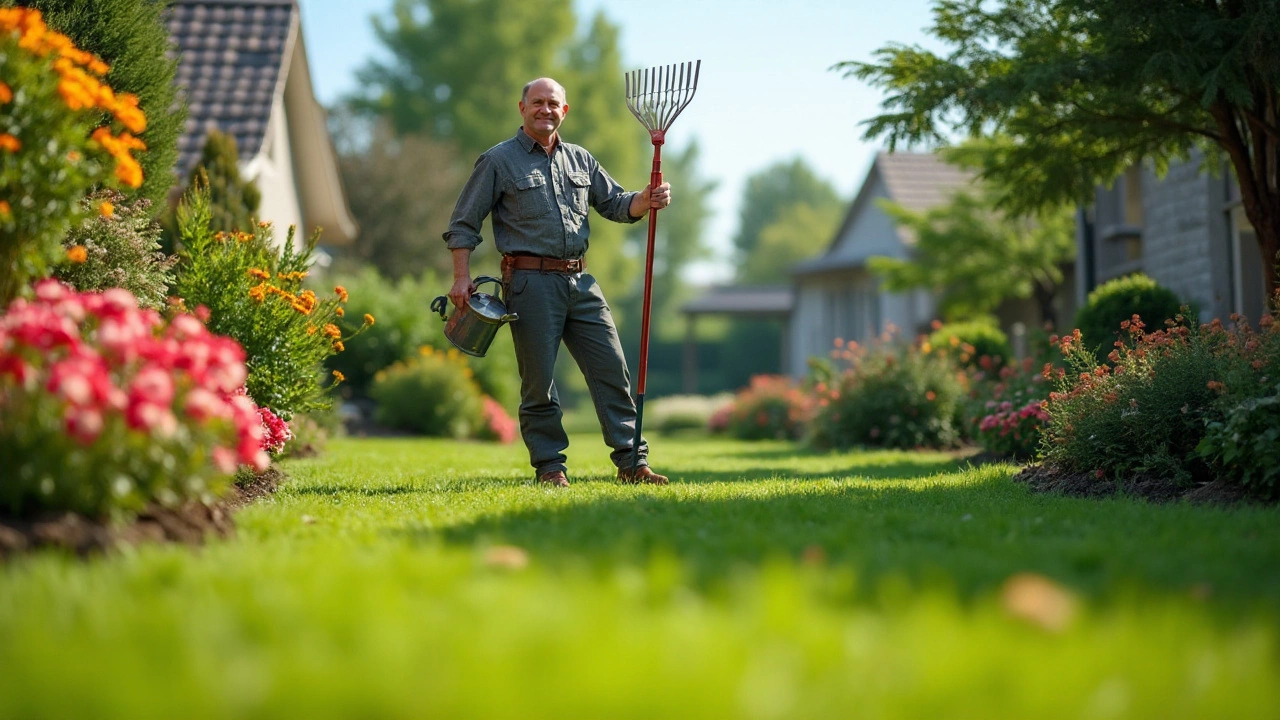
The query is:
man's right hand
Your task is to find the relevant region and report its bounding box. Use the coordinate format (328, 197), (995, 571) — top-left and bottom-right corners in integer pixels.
(448, 275), (476, 310)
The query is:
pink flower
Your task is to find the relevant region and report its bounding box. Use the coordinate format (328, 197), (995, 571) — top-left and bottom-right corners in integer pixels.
(212, 446), (238, 475)
(130, 365), (175, 407)
(65, 406), (104, 444)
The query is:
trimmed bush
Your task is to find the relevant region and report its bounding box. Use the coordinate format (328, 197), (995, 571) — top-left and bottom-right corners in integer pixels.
(370, 346), (485, 438)
(1074, 274), (1186, 360)
(54, 190), (175, 309)
(927, 318), (1012, 369)
(646, 393), (734, 434)
(808, 338), (965, 450)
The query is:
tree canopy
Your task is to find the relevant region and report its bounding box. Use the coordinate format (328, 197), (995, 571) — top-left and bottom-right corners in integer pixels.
(731, 158), (843, 282)
(837, 0), (1280, 294)
(869, 182), (1076, 325)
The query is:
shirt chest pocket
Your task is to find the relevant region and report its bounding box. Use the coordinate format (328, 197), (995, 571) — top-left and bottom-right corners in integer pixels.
(514, 174), (550, 218)
(567, 172), (591, 216)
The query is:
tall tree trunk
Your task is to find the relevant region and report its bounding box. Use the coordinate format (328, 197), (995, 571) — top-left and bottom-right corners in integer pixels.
(1209, 100), (1280, 301)
(1033, 281), (1058, 329)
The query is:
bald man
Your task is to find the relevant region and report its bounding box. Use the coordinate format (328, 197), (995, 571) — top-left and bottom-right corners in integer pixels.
(444, 77), (672, 487)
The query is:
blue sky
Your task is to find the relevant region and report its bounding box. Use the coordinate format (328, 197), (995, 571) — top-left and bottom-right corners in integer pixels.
(297, 0), (942, 282)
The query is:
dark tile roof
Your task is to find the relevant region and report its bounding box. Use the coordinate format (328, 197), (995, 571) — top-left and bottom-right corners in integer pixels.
(165, 0), (297, 181)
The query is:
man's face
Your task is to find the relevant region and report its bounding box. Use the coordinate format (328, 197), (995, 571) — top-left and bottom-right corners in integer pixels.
(519, 80), (568, 141)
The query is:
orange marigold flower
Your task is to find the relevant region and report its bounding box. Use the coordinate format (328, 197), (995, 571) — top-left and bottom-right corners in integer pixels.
(334, 285), (349, 303)
(291, 301), (311, 315)
(0, 200), (10, 217)
(323, 323), (341, 339)
(247, 268), (271, 280)
(335, 307), (345, 317)
(363, 313), (375, 326)
(0, 133), (21, 152)
(306, 325), (317, 335)
(98, 201), (114, 218)
(332, 370), (346, 384)
(65, 245), (87, 263)
(333, 341), (345, 353)
(0, 81), (11, 104)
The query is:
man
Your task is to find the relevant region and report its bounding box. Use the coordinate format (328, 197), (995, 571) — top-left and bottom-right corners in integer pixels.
(444, 77), (671, 488)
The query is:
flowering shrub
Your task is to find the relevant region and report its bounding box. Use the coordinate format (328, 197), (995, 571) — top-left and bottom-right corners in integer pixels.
(54, 190), (175, 309)
(1041, 315), (1223, 485)
(478, 395), (518, 443)
(0, 281), (266, 518)
(721, 375), (813, 441)
(1196, 307), (1280, 498)
(966, 357), (1051, 460)
(171, 185), (371, 418)
(256, 402), (293, 454)
(0, 8), (148, 302)
(370, 345), (485, 438)
(808, 336), (965, 450)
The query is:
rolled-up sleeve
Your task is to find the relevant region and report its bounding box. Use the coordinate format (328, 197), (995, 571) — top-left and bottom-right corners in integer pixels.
(589, 160), (643, 225)
(443, 153), (500, 250)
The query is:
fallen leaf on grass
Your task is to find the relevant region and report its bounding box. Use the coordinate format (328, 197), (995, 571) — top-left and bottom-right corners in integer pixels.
(1001, 573), (1077, 632)
(484, 545), (529, 570)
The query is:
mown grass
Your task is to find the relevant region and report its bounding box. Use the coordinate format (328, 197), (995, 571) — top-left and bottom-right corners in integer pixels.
(1, 434), (1278, 718)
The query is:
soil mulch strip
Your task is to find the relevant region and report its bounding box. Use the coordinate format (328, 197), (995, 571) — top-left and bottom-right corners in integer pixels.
(0, 467), (284, 560)
(1014, 464), (1253, 506)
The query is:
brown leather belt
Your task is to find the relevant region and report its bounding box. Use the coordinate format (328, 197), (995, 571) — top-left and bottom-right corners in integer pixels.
(501, 255), (585, 274)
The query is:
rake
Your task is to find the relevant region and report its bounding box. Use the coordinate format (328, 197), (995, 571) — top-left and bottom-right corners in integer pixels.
(624, 59), (701, 473)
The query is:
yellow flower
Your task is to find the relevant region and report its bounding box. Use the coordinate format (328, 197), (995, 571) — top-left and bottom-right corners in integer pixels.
(335, 307), (345, 317)
(98, 201), (113, 218)
(65, 245), (87, 263)
(332, 341), (345, 353)
(306, 325), (317, 335)
(0, 81), (11, 104)
(334, 285), (348, 303)
(247, 268), (271, 280)
(363, 313), (375, 326)
(0, 133), (21, 153)
(332, 370), (346, 384)
(322, 323), (341, 339)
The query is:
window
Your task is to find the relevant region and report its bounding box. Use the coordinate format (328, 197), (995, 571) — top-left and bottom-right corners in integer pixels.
(1229, 206), (1266, 324)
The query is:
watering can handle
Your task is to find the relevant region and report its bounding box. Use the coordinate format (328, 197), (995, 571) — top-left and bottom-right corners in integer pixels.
(430, 295), (449, 320)
(473, 275), (504, 299)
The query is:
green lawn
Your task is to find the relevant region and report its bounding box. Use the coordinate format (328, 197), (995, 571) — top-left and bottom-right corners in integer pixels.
(2, 435), (1278, 718)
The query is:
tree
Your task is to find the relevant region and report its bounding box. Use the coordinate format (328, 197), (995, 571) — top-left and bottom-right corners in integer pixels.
(837, 0), (1280, 295)
(26, 0), (185, 212)
(332, 113), (465, 279)
(354, 0), (576, 161)
(731, 158), (843, 281)
(738, 201), (843, 285)
(868, 184), (1077, 325)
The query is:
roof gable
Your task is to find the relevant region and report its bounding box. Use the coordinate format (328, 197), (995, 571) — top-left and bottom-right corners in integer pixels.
(166, 0), (297, 180)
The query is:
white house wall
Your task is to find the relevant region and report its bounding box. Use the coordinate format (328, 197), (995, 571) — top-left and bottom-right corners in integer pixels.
(826, 174), (909, 265)
(246, 100), (304, 249)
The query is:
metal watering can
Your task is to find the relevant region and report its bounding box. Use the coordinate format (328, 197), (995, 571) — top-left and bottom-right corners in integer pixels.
(429, 276), (518, 357)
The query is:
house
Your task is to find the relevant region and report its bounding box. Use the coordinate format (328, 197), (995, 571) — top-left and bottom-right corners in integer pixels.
(1078, 159), (1268, 323)
(787, 152), (978, 376)
(165, 0), (357, 246)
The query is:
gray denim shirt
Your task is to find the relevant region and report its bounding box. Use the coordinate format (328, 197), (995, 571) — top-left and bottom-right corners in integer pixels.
(443, 128), (643, 259)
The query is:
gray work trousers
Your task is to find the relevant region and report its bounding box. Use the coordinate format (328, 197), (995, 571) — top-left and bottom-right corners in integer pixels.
(505, 269), (648, 477)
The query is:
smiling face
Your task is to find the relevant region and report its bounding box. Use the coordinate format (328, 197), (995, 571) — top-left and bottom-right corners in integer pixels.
(519, 78), (568, 144)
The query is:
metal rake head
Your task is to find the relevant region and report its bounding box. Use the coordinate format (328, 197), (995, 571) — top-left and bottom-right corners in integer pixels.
(625, 60), (701, 145)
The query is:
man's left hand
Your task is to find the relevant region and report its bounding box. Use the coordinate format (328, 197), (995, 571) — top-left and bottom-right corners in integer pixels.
(630, 182), (672, 217)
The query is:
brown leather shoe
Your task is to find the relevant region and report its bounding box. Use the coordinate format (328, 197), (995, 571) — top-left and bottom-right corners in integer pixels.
(617, 466), (669, 485)
(537, 470), (569, 487)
